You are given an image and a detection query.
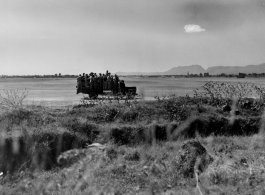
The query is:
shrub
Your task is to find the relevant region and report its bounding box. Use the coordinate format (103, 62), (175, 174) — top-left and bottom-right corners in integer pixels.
(1, 108), (33, 124)
(105, 107), (120, 122)
(172, 115), (260, 139)
(155, 95), (191, 121)
(0, 129), (87, 174)
(109, 123), (179, 145)
(109, 126), (144, 145)
(193, 81), (264, 109)
(0, 109), (36, 131)
(0, 89), (28, 111)
(121, 109), (139, 122)
(60, 118), (99, 143)
(254, 85), (265, 103)
(173, 140), (213, 178)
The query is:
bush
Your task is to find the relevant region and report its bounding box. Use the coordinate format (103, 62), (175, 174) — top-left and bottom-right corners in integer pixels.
(109, 123), (179, 145)
(201, 81), (254, 104)
(105, 107), (120, 122)
(192, 81), (265, 111)
(173, 140), (213, 178)
(0, 108), (33, 124)
(0, 129), (87, 174)
(60, 118), (99, 143)
(155, 95), (191, 121)
(121, 109), (139, 122)
(109, 126), (144, 145)
(173, 115), (260, 139)
(0, 89), (28, 111)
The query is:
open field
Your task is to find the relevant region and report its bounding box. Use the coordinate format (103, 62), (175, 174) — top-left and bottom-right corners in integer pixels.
(1, 80), (265, 194)
(1, 77), (265, 105)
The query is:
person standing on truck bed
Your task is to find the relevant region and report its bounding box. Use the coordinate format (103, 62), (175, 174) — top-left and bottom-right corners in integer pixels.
(113, 74), (119, 94)
(109, 75), (113, 91)
(85, 74), (89, 88)
(103, 74), (107, 90)
(107, 73), (111, 90)
(99, 73), (103, 94)
(94, 74), (99, 91)
(90, 74), (94, 91)
(113, 77), (117, 94)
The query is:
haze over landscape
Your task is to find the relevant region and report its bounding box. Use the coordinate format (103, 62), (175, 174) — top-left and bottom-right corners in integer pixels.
(1, 0), (265, 75)
(117, 63), (265, 75)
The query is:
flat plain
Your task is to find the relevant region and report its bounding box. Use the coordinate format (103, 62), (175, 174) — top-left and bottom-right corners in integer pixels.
(1, 77), (265, 104)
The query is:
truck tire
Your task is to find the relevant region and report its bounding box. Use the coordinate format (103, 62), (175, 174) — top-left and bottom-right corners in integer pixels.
(89, 92), (98, 99)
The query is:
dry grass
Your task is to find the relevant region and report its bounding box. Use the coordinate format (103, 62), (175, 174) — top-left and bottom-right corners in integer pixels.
(1, 86), (265, 194)
(2, 136), (265, 194)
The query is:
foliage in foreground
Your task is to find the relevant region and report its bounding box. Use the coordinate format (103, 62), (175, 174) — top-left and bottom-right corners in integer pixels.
(1, 82), (265, 194)
(0, 89), (28, 112)
(2, 136), (265, 195)
(0, 85), (264, 174)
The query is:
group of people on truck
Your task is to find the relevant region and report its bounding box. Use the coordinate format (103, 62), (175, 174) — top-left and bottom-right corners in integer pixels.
(76, 70), (126, 95)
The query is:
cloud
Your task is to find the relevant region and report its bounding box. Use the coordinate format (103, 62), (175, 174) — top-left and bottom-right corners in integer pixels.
(184, 24), (205, 33)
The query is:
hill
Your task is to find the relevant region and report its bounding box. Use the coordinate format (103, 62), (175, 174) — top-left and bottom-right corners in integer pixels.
(115, 71), (161, 76)
(116, 63), (265, 76)
(116, 65), (205, 75)
(163, 65), (205, 75)
(206, 63), (265, 75)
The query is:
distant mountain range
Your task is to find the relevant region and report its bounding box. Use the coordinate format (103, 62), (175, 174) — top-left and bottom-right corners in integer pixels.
(207, 63), (265, 75)
(116, 63), (265, 75)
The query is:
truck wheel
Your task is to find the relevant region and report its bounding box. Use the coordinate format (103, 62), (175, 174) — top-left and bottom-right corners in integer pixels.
(89, 92), (98, 99)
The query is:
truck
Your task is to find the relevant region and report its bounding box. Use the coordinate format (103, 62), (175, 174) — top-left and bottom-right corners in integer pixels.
(76, 79), (137, 99)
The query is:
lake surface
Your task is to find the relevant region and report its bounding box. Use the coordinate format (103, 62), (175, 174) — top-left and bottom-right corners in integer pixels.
(0, 77), (265, 106)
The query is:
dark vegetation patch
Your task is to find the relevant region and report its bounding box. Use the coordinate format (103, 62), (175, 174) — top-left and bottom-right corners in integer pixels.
(174, 116), (260, 139)
(109, 123), (180, 145)
(0, 130), (87, 174)
(108, 115), (260, 145)
(121, 109), (139, 122)
(109, 126), (144, 145)
(173, 140), (213, 178)
(68, 102), (166, 124)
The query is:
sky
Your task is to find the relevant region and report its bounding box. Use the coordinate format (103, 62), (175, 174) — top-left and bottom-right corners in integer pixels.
(1, 0), (265, 75)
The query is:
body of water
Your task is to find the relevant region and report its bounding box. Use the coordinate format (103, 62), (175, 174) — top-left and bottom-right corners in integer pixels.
(0, 77), (265, 106)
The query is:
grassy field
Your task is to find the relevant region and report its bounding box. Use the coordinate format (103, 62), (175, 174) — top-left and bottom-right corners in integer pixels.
(1, 83), (265, 194)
